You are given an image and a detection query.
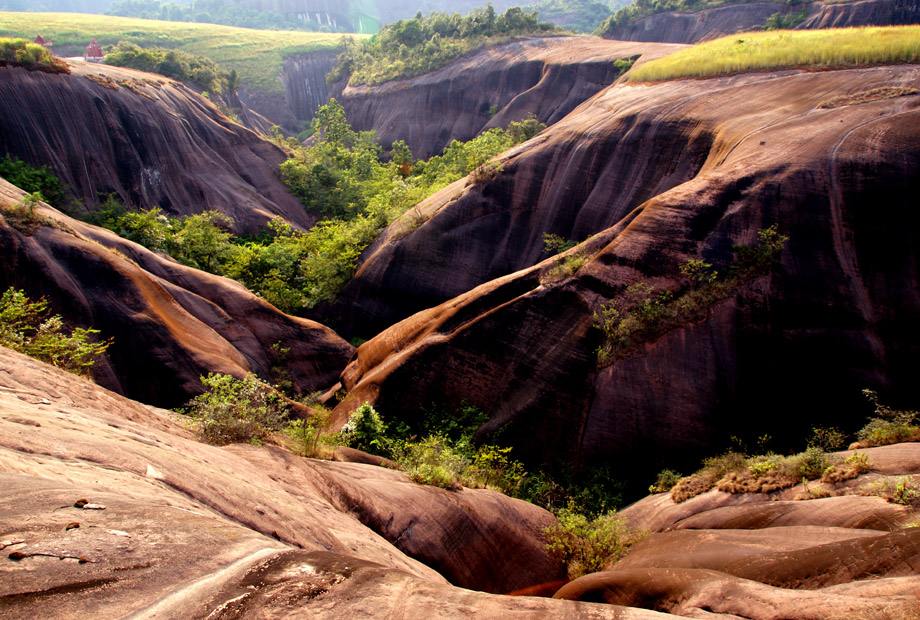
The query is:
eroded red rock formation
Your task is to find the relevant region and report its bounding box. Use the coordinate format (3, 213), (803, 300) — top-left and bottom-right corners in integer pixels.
(0, 60), (312, 234)
(332, 64), (920, 479)
(333, 37), (684, 159)
(0, 179), (352, 407)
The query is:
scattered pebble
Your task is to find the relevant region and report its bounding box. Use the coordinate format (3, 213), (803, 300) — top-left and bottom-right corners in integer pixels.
(65, 522), (80, 531)
(82, 504), (106, 510)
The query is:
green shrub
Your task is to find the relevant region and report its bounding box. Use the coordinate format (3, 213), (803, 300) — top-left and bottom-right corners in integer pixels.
(861, 476), (920, 508)
(185, 373), (286, 445)
(0, 155), (68, 208)
(649, 469), (682, 493)
(342, 402), (388, 455)
(808, 426), (846, 451)
(0, 287), (110, 376)
(394, 434), (468, 489)
(544, 508), (646, 578)
(857, 389), (920, 447)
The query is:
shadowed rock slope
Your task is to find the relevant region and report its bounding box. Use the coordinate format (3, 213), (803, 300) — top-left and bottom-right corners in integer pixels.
(0, 347), (676, 619)
(553, 444), (920, 619)
(0, 60), (312, 234)
(0, 178), (352, 407)
(331, 64), (920, 479)
(334, 37), (684, 159)
(602, 0), (920, 44)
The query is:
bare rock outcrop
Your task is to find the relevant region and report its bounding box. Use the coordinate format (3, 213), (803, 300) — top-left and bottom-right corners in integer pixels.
(602, 0), (920, 44)
(0, 60), (312, 234)
(334, 37), (683, 159)
(552, 448), (920, 619)
(0, 179), (352, 407)
(331, 64), (920, 479)
(0, 347), (665, 618)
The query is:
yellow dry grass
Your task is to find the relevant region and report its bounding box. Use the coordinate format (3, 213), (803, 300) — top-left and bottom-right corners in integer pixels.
(628, 25), (920, 82)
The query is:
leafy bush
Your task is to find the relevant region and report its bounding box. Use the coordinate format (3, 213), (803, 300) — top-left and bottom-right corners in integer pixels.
(808, 426), (846, 451)
(648, 469), (682, 493)
(185, 373), (286, 445)
(0, 155), (68, 208)
(857, 389), (920, 447)
(544, 508), (646, 578)
(0, 287), (110, 376)
(393, 434), (469, 489)
(341, 402), (389, 455)
(861, 476), (920, 508)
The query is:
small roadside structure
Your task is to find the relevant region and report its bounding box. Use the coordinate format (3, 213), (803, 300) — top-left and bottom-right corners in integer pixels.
(84, 39), (103, 63)
(34, 35), (54, 55)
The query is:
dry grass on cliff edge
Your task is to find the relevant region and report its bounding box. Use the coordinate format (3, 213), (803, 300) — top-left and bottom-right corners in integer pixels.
(628, 25), (920, 82)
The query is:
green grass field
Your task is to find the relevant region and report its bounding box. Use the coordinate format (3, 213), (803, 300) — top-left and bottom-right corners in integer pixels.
(0, 13), (364, 92)
(627, 25), (920, 82)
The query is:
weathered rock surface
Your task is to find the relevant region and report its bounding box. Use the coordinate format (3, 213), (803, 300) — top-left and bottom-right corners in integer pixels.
(331, 64), (920, 480)
(0, 179), (352, 407)
(334, 37), (684, 159)
(0, 347), (674, 619)
(602, 0), (920, 44)
(0, 60), (312, 234)
(552, 448), (920, 619)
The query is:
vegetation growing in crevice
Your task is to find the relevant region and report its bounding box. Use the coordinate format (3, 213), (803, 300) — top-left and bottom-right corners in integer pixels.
(654, 390), (918, 505)
(593, 225), (787, 365)
(544, 508), (647, 578)
(0, 287), (111, 376)
(1, 192), (57, 235)
(328, 5), (556, 86)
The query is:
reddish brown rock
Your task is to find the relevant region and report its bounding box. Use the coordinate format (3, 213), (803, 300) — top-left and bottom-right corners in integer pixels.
(334, 37), (683, 159)
(0, 61), (312, 234)
(0, 347), (654, 618)
(601, 0), (920, 44)
(332, 64), (920, 482)
(0, 179), (352, 407)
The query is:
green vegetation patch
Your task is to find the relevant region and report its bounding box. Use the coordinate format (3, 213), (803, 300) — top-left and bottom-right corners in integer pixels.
(627, 26), (920, 82)
(0, 13), (356, 93)
(0, 286), (111, 376)
(0, 37), (70, 73)
(328, 5), (556, 86)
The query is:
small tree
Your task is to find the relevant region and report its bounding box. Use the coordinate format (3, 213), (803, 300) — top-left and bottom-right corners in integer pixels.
(342, 402), (388, 455)
(0, 287), (110, 376)
(186, 373), (286, 445)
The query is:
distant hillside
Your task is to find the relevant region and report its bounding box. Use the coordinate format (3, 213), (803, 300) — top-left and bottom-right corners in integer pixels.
(599, 0), (920, 43)
(0, 12), (352, 93)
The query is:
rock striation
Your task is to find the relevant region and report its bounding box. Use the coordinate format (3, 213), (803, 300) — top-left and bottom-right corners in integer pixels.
(0, 346), (665, 618)
(331, 64), (920, 480)
(333, 37), (684, 159)
(0, 60), (311, 234)
(601, 0), (920, 44)
(0, 178), (352, 408)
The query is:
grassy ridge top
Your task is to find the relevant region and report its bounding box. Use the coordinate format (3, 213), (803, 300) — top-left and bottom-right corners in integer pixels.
(627, 25), (920, 82)
(0, 12), (364, 93)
